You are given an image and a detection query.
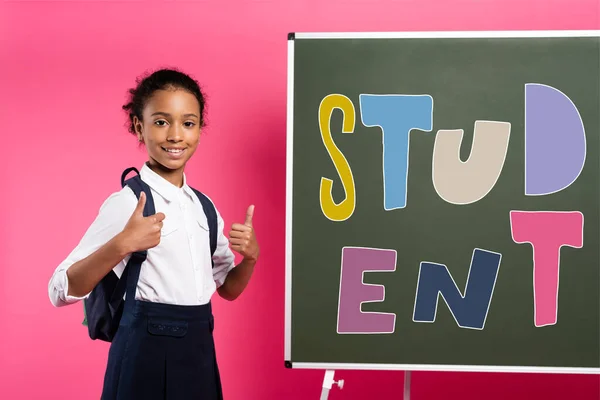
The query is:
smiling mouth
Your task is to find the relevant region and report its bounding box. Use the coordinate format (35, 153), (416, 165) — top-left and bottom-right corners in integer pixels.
(162, 147), (185, 154)
(161, 147), (187, 159)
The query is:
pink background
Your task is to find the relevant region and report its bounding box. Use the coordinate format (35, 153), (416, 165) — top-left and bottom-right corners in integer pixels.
(1, 0), (599, 399)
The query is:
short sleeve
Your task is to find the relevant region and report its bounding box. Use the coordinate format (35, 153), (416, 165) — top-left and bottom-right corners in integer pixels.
(211, 206), (236, 288)
(48, 187), (137, 307)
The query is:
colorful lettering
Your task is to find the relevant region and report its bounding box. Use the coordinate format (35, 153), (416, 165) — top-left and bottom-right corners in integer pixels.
(337, 247), (397, 334)
(510, 211), (584, 327)
(319, 94), (356, 221)
(525, 84), (586, 196)
(432, 121), (511, 205)
(412, 249), (502, 330)
(359, 94), (433, 210)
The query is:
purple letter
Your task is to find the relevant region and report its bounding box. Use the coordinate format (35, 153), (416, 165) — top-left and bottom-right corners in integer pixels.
(337, 247), (397, 334)
(525, 84), (586, 196)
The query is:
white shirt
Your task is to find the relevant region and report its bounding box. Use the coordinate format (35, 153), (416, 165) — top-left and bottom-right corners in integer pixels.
(48, 163), (236, 307)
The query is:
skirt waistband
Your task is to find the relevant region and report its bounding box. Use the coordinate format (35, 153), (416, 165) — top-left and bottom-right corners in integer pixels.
(127, 300), (213, 321)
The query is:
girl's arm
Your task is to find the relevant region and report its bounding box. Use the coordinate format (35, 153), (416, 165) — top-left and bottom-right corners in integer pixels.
(65, 232), (132, 298)
(49, 190), (164, 307)
(212, 206), (260, 301)
(217, 258), (257, 301)
(65, 192), (165, 298)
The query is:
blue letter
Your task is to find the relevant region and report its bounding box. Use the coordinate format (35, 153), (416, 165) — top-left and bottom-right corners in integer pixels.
(359, 94), (433, 210)
(412, 248), (501, 330)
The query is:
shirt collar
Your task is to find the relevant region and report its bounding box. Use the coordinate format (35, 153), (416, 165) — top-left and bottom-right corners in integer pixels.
(139, 163), (195, 202)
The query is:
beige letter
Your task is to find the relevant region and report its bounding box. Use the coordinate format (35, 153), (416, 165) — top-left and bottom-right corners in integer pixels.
(432, 121), (510, 205)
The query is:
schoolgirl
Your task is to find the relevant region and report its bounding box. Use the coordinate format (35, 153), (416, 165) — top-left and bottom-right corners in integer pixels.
(48, 68), (259, 399)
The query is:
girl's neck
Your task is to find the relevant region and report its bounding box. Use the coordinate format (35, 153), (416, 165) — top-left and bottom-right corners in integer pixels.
(146, 160), (185, 188)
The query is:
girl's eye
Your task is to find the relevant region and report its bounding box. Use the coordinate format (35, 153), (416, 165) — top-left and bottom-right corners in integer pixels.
(155, 120), (167, 126)
(184, 122), (196, 127)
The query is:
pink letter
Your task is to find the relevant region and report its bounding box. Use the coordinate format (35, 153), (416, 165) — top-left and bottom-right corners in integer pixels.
(337, 247), (397, 334)
(510, 211), (584, 327)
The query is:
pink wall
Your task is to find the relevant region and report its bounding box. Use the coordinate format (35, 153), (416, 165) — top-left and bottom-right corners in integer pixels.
(1, 0), (599, 399)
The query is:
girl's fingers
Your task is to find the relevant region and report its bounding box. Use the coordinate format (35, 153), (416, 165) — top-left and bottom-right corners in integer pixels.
(231, 223), (252, 232)
(229, 230), (249, 239)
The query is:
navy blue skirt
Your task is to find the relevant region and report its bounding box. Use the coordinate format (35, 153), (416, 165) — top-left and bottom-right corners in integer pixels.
(101, 300), (223, 400)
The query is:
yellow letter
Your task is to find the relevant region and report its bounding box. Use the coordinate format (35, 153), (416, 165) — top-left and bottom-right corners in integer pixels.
(319, 94), (356, 221)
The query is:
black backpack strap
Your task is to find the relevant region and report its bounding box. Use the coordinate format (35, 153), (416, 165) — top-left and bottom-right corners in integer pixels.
(121, 167), (140, 187)
(109, 168), (155, 310)
(191, 188), (218, 265)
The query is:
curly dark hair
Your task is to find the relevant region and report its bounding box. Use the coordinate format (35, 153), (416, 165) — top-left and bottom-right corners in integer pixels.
(122, 68), (207, 136)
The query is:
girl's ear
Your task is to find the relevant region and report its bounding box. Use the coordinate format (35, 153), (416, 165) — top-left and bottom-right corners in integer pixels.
(133, 116), (144, 142)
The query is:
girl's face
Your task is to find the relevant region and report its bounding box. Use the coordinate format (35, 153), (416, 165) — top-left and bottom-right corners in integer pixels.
(134, 88), (201, 185)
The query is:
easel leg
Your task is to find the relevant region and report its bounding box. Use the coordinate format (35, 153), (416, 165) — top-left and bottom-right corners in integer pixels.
(319, 387), (331, 400)
(320, 370), (335, 400)
(404, 371), (411, 400)
(320, 370), (344, 399)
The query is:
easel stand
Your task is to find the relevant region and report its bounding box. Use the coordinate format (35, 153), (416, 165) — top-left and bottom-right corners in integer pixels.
(320, 370), (343, 400)
(404, 371), (411, 400)
(319, 370), (412, 399)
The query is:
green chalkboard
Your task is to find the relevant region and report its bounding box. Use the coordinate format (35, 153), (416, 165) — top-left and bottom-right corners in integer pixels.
(284, 31), (600, 374)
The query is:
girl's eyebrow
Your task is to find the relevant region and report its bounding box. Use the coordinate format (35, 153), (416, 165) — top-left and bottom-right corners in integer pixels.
(151, 111), (199, 119)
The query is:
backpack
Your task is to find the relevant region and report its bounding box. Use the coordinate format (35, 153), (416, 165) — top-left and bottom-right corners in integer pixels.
(82, 167), (218, 342)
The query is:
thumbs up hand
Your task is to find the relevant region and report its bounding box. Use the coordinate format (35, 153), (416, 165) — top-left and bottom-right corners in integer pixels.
(121, 192), (166, 253)
(229, 205), (260, 262)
